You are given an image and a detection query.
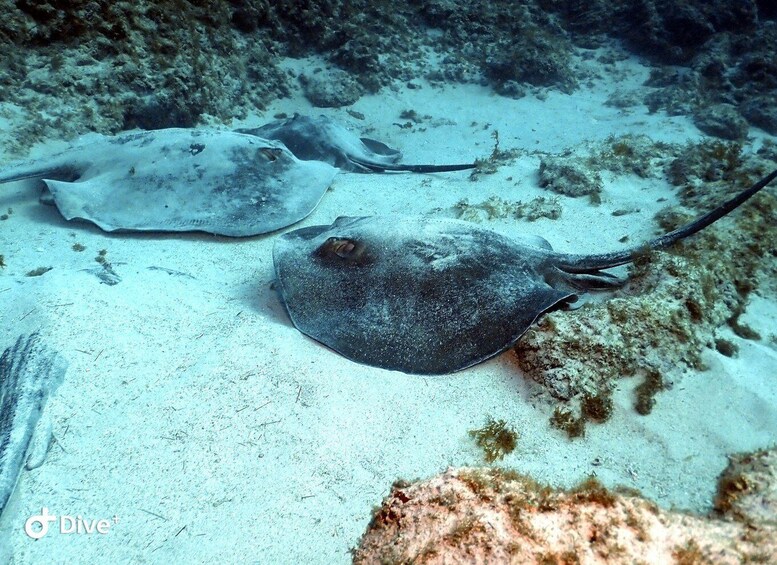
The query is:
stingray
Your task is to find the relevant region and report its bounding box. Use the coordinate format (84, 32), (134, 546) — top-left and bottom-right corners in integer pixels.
(236, 113), (475, 173)
(0, 333), (66, 519)
(0, 129), (338, 237)
(273, 169), (777, 374)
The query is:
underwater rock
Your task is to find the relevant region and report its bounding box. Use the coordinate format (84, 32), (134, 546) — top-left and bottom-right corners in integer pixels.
(757, 139), (777, 162)
(693, 104), (749, 141)
(638, 16), (777, 140)
(494, 80), (527, 99)
(534, 363), (579, 400)
(604, 89), (641, 110)
(300, 68), (364, 108)
(741, 96), (777, 136)
(520, 197), (562, 221)
(665, 140), (742, 187)
(2, 0), (773, 155)
(616, 0), (759, 65)
(590, 135), (676, 179)
(716, 448), (777, 526)
(355, 466), (777, 564)
(516, 148), (776, 425)
(483, 35), (578, 95)
(0, 0), (288, 153)
(643, 69), (701, 117)
(416, 1), (580, 94)
(538, 156), (603, 199)
(122, 93), (201, 130)
(662, 139), (776, 212)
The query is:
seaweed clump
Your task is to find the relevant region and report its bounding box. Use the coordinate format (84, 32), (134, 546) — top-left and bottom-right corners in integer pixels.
(453, 195), (561, 223)
(634, 369), (664, 416)
(549, 406), (586, 438)
(470, 130), (522, 180)
(715, 447), (777, 525)
(581, 388), (614, 422)
(547, 388), (613, 439)
(468, 417), (518, 463)
(589, 134), (677, 178)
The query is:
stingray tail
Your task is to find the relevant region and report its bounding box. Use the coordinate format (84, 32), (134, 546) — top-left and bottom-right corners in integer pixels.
(555, 168), (777, 273)
(0, 162), (82, 185)
(351, 160), (477, 173)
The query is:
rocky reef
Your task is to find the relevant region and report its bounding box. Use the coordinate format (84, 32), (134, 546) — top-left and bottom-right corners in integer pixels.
(1, 1), (774, 153)
(514, 138), (777, 434)
(354, 447), (777, 563)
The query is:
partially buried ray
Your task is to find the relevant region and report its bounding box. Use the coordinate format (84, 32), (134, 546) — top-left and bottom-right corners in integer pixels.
(236, 113), (476, 173)
(273, 169), (777, 375)
(0, 333), (66, 519)
(0, 129), (338, 237)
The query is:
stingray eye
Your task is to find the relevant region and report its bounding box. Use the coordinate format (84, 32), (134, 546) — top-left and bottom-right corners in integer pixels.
(333, 239), (356, 258)
(260, 148), (281, 161)
(315, 237), (371, 266)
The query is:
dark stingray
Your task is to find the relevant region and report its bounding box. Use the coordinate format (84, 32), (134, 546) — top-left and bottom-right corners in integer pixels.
(236, 114), (475, 173)
(0, 129), (337, 237)
(273, 169), (777, 374)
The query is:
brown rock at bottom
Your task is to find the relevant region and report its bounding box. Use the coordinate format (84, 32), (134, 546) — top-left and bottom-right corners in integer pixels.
(354, 466), (777, 564)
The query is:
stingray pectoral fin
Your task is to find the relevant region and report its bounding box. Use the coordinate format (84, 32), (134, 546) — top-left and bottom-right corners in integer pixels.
(0, 333), (66, 518)
(432, 285), (576, 374)
(519, 287), (578, 327)
(291, 283), (575, 375)
(424, 286), (576, 375)
(25, 412), (54, 471)
(44, 176), (211, 234)
(43, 179), (110, 229)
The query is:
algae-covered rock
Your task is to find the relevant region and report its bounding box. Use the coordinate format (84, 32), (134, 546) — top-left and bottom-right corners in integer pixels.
(300, 67), (364, 108)
(515, 146), (776, 430)
(693, 103), (749, 141)
(539, 155), (603, 199)
(355, 464), (777, 564)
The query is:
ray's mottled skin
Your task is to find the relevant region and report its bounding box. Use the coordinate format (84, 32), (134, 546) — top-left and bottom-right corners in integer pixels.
(0, 129), (338, 237)
(237, 114), (476, 173)
(0, 334), (66, 518)
(274, 170), (777, 374)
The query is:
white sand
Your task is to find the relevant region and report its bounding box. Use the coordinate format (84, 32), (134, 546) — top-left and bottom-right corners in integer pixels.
(1, 52), (775, 563)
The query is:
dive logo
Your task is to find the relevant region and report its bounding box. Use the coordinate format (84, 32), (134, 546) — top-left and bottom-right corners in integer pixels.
(24, 508), (115, 539)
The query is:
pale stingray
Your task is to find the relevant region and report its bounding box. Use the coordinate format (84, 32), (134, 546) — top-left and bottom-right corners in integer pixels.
(274, 170), (777, 374)
(236, 114), (475, 173)
(0, 129), (338, 237)
(0, 333), (66, 518)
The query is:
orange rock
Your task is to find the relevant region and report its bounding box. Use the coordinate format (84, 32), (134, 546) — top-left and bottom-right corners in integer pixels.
(355, 465), (777, 564)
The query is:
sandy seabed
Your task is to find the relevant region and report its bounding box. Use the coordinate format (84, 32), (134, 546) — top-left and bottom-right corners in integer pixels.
(1, 53), (775, 563)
